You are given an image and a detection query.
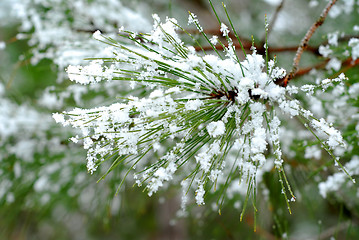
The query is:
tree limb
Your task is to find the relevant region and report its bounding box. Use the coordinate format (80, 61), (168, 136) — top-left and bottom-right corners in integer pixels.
(281, 0), (338, 86)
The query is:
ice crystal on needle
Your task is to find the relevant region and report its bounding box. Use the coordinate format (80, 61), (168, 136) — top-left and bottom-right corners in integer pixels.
(54, 14), (350, 211)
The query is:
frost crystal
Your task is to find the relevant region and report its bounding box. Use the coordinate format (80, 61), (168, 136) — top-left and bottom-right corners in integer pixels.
(195, 184), (205, 205)
(319, 156), (359, 198)
(327, 32), (339, 47)
(0, 41), (5, 50)
(92, 30), (102, 40)
(220, 23), (229, 36)
(318, 45), (332, 57)
(206, 121), (226, 138)
(348, 38), (359, 60)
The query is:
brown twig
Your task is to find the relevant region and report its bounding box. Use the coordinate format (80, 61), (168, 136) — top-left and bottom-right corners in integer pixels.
(194, 41), (318, 55)
(281, 0), (338, 86)
(295, 60), (329, 77)
(263, 0), (285, 42)
(190, 31), (358, 57)
(285, 57), (359, 83)
(284, 56), (359, 81)
(334, 57), (359, 77)
(269, 45), (319, 54)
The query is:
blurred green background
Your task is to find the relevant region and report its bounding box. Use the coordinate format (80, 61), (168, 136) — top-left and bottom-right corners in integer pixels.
(1, 0), (359, 239)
